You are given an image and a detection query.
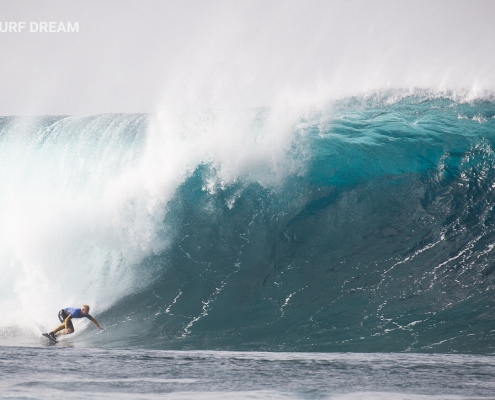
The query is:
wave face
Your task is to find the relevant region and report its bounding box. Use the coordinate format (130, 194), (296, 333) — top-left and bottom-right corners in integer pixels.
(1, 93), (495, 353)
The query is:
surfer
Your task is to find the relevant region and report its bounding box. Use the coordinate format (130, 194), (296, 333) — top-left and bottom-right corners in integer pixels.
(44, 305), (103, 341)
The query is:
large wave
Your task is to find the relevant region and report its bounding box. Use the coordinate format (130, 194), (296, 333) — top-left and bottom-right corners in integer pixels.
(1, 91), (495, 352)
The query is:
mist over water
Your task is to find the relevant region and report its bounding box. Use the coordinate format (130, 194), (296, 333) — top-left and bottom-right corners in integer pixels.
(1, 1), (495, 115)
(0, 115), (149, 329)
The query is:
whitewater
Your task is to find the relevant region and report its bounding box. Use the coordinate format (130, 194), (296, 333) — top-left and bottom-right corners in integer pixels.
(1, 90), (495, 398)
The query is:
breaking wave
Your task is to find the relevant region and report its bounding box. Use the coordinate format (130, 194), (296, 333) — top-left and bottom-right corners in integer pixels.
(1, 91), (495, 353)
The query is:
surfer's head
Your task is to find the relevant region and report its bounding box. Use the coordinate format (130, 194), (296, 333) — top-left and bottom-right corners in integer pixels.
(81, 305), (90, 314)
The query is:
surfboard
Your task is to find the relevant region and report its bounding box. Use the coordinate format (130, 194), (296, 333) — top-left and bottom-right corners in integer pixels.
(42, 333), (57, 343)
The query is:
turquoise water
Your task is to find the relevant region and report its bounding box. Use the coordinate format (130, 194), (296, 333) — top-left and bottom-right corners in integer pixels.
(89, 95), (495, 353)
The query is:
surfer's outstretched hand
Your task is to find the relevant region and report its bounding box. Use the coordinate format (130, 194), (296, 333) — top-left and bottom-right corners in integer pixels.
(98, 327), (105, 331)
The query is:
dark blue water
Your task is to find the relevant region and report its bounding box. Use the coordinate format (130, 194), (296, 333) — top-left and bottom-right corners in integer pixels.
(93, 95), (495, 353)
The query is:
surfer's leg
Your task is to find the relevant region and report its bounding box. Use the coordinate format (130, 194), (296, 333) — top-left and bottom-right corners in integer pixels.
(55, 328), (73, 335)
(52, 324), (68, 334)
(52, 320), (74, 336)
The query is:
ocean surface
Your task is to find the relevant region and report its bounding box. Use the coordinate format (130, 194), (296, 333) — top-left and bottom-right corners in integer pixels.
(2, 347), (495, 399)
(1, 91), (495, 398)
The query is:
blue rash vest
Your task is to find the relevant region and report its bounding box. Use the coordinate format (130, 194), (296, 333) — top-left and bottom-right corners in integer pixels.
(64, 307), (92, 319)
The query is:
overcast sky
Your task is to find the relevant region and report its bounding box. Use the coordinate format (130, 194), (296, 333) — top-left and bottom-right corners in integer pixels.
(1, 0), (494, 115)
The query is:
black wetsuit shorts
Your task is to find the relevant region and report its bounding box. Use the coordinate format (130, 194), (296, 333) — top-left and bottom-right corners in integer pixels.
(58, 309), (75, 332)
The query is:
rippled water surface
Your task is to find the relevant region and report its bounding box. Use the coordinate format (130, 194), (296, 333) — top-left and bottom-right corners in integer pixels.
(1, 347), (495, 399)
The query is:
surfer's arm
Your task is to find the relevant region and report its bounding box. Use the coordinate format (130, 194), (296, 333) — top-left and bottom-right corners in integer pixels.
(64, 315), (71, 329)
(88, 316), (104, 330)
